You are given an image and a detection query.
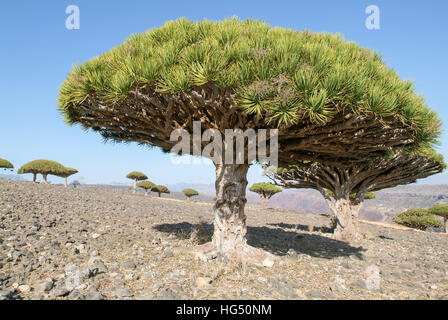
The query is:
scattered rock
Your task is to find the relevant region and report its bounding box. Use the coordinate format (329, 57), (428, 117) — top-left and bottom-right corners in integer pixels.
(18, 285), (31, 293)
(121, 261), (137, 271)
(262, 257), (275, 268)
(85, 289), (105, 300)
(36, 281), (53, 292)
(194, 277), (212, 289)
(330, 277), (348, 295)
(115, 287), (134, 298)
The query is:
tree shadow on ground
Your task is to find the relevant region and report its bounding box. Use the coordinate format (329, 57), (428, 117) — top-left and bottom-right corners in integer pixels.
(267, 222), (334, 234)
(154, 222), (365, 260)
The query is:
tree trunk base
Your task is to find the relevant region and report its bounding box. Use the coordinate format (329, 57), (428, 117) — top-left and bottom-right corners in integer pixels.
(180, 242), (277, 267)
(328, 199), (363, 243)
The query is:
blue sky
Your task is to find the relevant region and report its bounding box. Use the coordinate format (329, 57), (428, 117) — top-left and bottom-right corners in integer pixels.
(1, 0), (447, 186)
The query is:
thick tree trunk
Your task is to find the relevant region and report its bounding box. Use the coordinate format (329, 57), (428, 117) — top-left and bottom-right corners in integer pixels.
(64, 177), (68, 188)
(133, 179), (137, 194)
(41, 174), (48, 184)
(212, 163), (249, 256)
(327, 198), (362, 242)
(181, 163), (276, 266)
(158, 192), (161, 197)
(261, 196), (269, 209)
(33, 173), (37, 183)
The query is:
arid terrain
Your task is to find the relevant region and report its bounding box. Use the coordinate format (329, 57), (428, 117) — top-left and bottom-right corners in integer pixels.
(0, 178), (447, 300)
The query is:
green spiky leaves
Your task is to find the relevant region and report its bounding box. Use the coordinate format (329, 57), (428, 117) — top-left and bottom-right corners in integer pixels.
(58, 17), (441, 147)
(18, 160), (68, 176)
(126, 171), (148, 181)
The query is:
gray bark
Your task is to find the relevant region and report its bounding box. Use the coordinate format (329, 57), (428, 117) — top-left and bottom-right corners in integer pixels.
(261, 196), (269, 209)
(133, 179), (137, 194)
(212, 163), (249, 256)
(326, 198), (362, 241)
(41, 174), (48, 184)
(64, 177), (68, 188)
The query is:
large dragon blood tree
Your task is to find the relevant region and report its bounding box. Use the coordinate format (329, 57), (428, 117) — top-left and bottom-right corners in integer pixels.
(268, 149), (445, 241)
(58, 18), (440, 263)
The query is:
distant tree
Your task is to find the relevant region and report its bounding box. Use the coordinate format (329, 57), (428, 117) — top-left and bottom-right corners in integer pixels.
(126, 171), (148, 194)
(183, 189), (199, 200)
(249, 182), (282, 209)
(55, 167), (78, 187)
(393, 209), (443, 231)
(0, 158), (13, 171)
(18, 160), (68, 183)
(151, 185), (170, 197)
(137, 180), (156, 195)
(71, 180), (81, 188)
(429, 204), (448, 233)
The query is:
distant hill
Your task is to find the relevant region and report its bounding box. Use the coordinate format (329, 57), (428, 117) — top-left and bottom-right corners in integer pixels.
(253, 185), (448, 222)
(0, 173), (26, 181)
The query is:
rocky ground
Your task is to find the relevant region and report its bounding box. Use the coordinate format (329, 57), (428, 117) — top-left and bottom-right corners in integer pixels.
(0, 178), (447, 300)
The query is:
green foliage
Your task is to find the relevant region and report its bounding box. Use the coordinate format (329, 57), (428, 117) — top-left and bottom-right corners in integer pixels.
(326, 190), (376, 200)
(137, 180), (156, 190)
(18, 160), (68, 175)
(364, 192), (376, 200)
(152, 185), (170, 194)
(393, 209), (443, 230)
(58, 17), (441, 145)
(0, 158), (13, 169)
(429, 204), (448, 219)
(55, 167), (78, 178)
(249, 182), (282, 195)
(126, 171), (148, 181)
(183, 188), (199, 198)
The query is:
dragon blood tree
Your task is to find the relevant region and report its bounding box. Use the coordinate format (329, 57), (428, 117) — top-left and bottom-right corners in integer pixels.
(249, 182), (282, 209)
(126, 171), (148, 194)
(429, 204), (448, 233)
(18, 160), (68, 183)
(268, 150), (445, 241)
(152, 185), (170, 197)
(393, 209), (444, 231)
(58, 18), (441, 263)
(0, 158), (14, 170)
(183, 188), (199, 200)
(137, 180), (156, 195)
(56, 167), (78, 187)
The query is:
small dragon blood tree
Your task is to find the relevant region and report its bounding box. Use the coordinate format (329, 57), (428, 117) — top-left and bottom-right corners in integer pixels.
(58, 18), (441, 264)
(429, 204), (448, 233)
(393, 209), (444, 231)
(18, 160), (69, 184)
(126, 171), (148, 194)
(137, 180), (156, 195)
(183, 188), (199, 200)
(268, 149), (445, 241)
(152, 185), (170, 197)
(55, 167), (78, 187)
(0, 158), (13, 170)
(249, 182), (282, 209)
